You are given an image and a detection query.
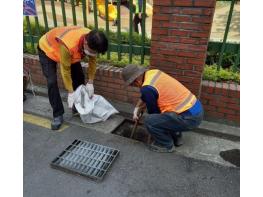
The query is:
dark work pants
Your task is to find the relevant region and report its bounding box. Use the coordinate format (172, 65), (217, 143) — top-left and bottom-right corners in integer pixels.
(144, 108), (204, 149)
(38, 46), (85, 118)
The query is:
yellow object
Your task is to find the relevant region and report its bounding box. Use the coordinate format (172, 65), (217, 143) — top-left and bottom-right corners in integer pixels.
(97, 0), (117, 21)
(23, 113), (69, 132)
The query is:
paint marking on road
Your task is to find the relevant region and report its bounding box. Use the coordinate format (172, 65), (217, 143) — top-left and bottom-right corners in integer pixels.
(23, 113), (69, 132)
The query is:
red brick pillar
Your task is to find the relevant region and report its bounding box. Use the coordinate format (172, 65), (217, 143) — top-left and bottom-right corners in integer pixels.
(150, 0), (216, 97)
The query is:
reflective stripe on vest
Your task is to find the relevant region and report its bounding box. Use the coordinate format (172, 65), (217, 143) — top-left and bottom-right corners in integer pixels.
(58, 26), (82, 39)
(174, 92), (197, 113)
(45, 26), (82, 48)
(149, 70), (161, 86)
(45, 35), (52, 47)
(143, 70), (197, 114)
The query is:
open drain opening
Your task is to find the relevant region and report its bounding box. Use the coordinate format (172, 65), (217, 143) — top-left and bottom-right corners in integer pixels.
(113, 119), (153, 144)
(219, 149), (240, 167)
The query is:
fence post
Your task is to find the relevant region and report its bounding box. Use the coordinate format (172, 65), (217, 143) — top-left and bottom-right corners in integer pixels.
(50, 0), (58, 27)
(129, 0), (134, 63)
(93, 0), (98, 30)
(70, 0), (77, 25)
(105, 0), (110, 60)
(40, 0), (49, 31)
(25, 16), (35, 53)
(218, 0), (236, 70)
(61, 0), (67, 26)
(81, 0), (88, 27)
(117, 0), (121, 61)
(140, 0), (146, 64)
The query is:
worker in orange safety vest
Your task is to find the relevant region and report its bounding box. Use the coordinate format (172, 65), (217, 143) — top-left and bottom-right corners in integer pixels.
(38, 26), (108, 130)
(122, 64), (204, 153)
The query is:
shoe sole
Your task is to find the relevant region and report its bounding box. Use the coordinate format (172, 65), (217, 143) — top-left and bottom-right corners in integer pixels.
(147, 144), (176, 153)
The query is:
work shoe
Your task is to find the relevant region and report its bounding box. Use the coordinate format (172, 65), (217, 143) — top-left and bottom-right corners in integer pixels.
(172, 132), (183, 147)
(51, 115), (63, 130)
(147, 141), (175, 153)
(72, 105), (79, 116)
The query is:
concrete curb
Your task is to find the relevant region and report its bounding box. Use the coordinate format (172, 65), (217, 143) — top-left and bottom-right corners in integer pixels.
(25, 85), (240, 141)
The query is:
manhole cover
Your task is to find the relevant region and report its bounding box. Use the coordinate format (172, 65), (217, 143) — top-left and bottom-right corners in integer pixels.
(51, 139), (120, 181)
(219, 149), (240, 167)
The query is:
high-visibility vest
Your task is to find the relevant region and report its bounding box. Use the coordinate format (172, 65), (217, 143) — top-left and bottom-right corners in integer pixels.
(39, 26), (90, 63)
(142, 69), (197, 114)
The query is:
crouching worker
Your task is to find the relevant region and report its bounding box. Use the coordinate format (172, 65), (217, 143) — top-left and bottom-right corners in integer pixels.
(38, 26), (108, 130)
(122, 65), (204, 153)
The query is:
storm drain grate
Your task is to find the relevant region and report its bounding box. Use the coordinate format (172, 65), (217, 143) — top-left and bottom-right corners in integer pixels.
(51, 139), (120, 181)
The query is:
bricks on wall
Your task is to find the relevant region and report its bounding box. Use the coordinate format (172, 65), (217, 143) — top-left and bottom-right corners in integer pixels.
(200, 80), (240, 124)
(23, 55), (240, 124)
(23, 55), (141, 105)
(151, 0), (216, 97)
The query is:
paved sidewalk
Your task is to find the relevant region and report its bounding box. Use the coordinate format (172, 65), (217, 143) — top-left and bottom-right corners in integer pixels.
(27, 84), (240, 140)
(24, 92), (239, 167)
(23, 92), (240, 197)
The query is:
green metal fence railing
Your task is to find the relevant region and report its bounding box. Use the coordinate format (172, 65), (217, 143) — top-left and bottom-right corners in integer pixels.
(24, 0), (150, 64)
(23, 0), (240, 70)
(210, 0), (240, 71)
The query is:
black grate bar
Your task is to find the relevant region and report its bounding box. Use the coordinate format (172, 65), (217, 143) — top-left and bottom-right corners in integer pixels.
(51, 139), (119, 180)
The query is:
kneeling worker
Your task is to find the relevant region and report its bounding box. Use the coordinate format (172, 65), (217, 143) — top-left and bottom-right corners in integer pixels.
(122, 64), (204, 153)
(38, 26), (108, 130)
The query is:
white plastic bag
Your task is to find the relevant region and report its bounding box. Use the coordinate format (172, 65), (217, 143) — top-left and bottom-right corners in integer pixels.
(73, 85), (118, 123)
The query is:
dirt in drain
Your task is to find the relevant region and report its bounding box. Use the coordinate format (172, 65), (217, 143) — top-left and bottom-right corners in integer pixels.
(113, 120), (152, 144)
(219, 149), (240, 167)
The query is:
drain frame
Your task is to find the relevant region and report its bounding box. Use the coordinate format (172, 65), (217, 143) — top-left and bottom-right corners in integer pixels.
(112, 119), (152, 144)
(50, 139), (120, 181)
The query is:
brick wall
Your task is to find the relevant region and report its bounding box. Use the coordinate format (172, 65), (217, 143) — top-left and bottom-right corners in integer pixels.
(23, 55), (240, 125)
(200, 80), (240, 125)
(150, 0), (216, 97)
(23, 54), (140, 105)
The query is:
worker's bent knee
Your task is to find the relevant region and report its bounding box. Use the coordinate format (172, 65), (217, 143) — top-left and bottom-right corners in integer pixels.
(144, 114), (160, 130)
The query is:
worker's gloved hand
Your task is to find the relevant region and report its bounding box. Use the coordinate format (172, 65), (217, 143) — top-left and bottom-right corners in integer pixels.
(133, 107), (140, 122)
(86, 83), (94, 98)
(67, 92), (74, 108)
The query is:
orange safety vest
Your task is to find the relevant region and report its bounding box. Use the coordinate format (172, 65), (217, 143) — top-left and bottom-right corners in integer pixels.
(142, 69), (197, 114)
(39, 26), (90, 63)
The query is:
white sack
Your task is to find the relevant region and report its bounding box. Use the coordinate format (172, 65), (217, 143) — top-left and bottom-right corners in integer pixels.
(73, 85), (119, 123)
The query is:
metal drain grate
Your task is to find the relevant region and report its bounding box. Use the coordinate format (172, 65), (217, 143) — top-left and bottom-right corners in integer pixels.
(51, 139), (120, 181)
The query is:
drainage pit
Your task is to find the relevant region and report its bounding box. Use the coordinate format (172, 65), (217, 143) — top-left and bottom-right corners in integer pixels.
(219, 149), (240, 167)
(113, 119), (152, 144)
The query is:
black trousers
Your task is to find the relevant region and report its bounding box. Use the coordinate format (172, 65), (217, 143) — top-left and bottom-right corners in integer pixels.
(133, 14), (142, 33)
(38, 46), (85, 118)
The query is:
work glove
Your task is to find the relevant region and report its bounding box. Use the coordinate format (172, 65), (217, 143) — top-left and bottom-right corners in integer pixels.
(133, 107), (140, 122)
(86, 83), (94, 98)
(67, 92), (74, 108)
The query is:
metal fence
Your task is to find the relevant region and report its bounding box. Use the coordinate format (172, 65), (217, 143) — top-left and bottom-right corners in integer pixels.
(208, 0), (240, 71)
(23, 0), (239, 70)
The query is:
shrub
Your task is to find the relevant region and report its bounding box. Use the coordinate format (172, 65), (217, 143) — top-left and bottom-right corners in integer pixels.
(203, 64), (240, 83)
(97, 52), (150, 67)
